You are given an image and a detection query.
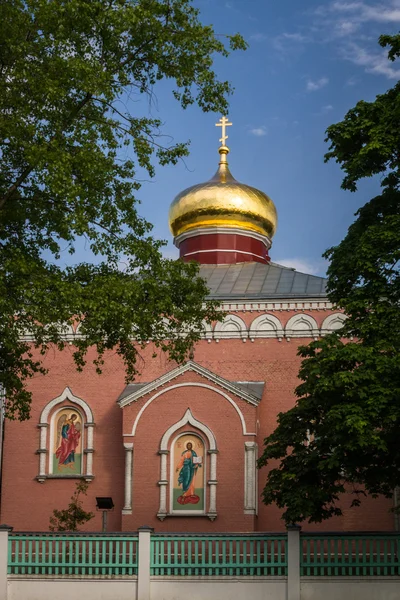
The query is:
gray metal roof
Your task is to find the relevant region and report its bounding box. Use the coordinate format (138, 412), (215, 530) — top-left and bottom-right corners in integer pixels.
(234, 382), (264, 400)
(117, 381), (264, 402)
(117, 383), (147, 403)
(199, 262), (327, 300)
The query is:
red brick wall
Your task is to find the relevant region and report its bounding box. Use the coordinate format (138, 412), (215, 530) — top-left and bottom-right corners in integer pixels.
(121, 370), (257, 532)
(0, 309), (394, 532)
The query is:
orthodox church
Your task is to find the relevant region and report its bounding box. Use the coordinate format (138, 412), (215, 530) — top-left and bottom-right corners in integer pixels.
(0, 119), (393, 533)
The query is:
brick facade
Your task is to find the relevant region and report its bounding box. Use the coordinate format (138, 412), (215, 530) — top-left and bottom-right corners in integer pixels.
(0, 308), (394, 532)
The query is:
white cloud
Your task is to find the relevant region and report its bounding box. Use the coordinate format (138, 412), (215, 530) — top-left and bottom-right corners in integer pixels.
(330, 1), (400, 22)
(314, 104), (334, 116)
(281, 32), (308, 42)
(306, 77), (329, 91)
(275, 258), (327, 276)
(311, 1), (400, 78)
(334, 20), (360, 36)
(341, 42), (400, 78)
(272, 31), (310, 53)
(249, 33), (267, 42)
(249, 126), (268, 137)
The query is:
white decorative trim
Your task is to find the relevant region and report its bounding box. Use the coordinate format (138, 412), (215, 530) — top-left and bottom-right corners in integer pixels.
(157, 410), (218, 521)
(40, 387), (94, 424)
(37, 388), (94, 482)
(118, 360), (260, 408)
(219, 300), (331, 311)
(285, 314), (319, 340)
(200, 320), (213, 341)
(321, 312), (347, 336)
(214, 315), (248, 341)
(183, 248), (268, 262)
(123, 443), (134, 514)
(174, 226), (272, 249)
(244, 442), (257, 515)
(129, 383), (256, 438)
(208, 451), (218, 520)
(160, 409), (217, 451)
(249, 314), (284, 340)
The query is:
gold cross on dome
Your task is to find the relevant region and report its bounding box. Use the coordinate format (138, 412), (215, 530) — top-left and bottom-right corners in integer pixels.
(216, 116), (232, 146)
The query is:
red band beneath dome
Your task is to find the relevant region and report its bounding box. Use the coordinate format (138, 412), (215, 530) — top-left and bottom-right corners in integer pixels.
(178, 232), (270, 265)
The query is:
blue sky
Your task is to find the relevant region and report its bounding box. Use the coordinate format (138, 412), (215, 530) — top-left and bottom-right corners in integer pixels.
(80, 1), (400, 276)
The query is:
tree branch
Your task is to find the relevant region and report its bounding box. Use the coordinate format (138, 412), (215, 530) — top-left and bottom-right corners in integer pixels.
(0, 92), (93, 210)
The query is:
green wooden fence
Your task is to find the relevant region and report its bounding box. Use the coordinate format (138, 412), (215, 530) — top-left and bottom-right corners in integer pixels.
(8, 533), (138, 576)
(301, 533), (400, 576)
(151, 533), (287, 576)
(7, 531), (400, 578)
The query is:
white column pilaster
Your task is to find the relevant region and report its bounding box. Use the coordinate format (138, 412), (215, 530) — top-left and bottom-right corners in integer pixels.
(137, 526), (153, 600)
(287, 525), (301, 600)
(122, 443), (134, 514)
(207, 449), (218, 521)
(37, 424), (48, 481)
(157, 450), (169, 521)
(0, 525), (12, 600)
(85, 424), (95, 477)
(244, 441), (257, 514)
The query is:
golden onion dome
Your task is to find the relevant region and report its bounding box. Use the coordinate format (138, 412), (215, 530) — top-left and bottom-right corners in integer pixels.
(169, 145), (277, 239)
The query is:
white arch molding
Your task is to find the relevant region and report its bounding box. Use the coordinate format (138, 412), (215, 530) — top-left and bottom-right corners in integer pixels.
(285, 314), (319, 339)
(40, 387), (94, 424)
(321, 313), (347, 335)
(129, 382), (256, 438)
(37, 387), (94, 482)
(201, 320), (213, 342)
(160, 408), (217, 451)
(214, 314), (248, 341)
(249, 313), (284, 341)
(157, 409), (218, 522)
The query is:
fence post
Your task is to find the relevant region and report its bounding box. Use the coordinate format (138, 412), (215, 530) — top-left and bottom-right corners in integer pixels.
(0, 525), (12, 600)
(287, 525), (301, 600)
(137, 525), (153, 600)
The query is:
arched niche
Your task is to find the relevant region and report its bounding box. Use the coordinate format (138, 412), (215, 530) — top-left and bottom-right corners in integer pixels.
(37, 387), (94, 482)
(200, 320), (213, 341)
(285, 314), (319, 339)
(157, 409), (218, 522)
(214, 314), (248, 341)
(321, 313), (347, 336)
(249, 314), (284, 340)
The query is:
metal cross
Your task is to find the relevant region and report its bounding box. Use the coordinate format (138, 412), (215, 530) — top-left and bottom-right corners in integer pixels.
(215, 116), (232, 146)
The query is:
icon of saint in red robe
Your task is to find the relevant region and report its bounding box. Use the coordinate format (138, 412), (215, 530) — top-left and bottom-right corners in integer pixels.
(55, 414), (81, 469)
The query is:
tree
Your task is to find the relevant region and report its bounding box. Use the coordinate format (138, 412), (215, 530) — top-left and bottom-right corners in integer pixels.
(49, 481), (94, 531)
(258, 33), (400, 525)
(0, 0), (246, 420)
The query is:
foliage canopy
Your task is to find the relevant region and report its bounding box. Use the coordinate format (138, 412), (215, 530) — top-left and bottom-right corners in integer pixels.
(259, 33), (400, 524)
(0, 0), (246, 420)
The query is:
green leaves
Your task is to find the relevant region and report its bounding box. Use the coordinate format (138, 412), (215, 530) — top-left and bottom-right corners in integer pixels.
(49, 481), (94, 532)
(0, 0), (244, 419)
(258, 34), (400, 525)
(324, 35), (400, 192)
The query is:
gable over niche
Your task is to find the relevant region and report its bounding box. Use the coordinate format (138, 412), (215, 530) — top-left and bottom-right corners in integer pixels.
(118, 360), (264, 408)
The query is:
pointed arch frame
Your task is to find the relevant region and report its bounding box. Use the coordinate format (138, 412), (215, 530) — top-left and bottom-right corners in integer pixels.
(157, 409), (218, 522)
(37, 387), (94, 482)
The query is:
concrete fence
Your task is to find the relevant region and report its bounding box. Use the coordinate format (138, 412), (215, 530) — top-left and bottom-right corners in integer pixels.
(0, 525), (399, 600)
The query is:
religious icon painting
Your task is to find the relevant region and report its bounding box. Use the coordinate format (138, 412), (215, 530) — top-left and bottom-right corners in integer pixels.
(172, 434), (205, 513)
(52, 408), (82, 475)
